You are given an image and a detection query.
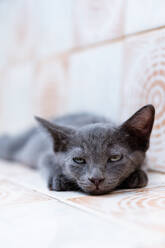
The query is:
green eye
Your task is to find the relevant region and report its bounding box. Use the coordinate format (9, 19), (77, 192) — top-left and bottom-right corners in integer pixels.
(108, 154), (122, 163)
(73, 157), (86, 164)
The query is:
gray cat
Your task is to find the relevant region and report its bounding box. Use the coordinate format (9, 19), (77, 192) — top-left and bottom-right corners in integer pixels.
(0, 104), (155, 195)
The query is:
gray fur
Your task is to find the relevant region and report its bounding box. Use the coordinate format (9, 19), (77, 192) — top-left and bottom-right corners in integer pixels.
(0, 106), (155, 195)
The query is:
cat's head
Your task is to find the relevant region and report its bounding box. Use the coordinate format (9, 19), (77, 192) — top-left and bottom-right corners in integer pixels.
(36, 105), (155, 195)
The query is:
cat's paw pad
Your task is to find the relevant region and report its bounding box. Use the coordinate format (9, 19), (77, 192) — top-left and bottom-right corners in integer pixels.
(126, 170), (148, 188)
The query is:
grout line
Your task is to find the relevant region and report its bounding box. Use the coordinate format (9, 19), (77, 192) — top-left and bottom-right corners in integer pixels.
(3, 25), (165, 68)
(148, 168), (165, 175)
(124, 25), (165, 39)
(65, 25), (165, 55)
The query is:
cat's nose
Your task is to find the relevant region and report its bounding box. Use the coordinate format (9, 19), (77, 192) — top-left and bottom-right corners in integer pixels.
(88, 177), (105, 187)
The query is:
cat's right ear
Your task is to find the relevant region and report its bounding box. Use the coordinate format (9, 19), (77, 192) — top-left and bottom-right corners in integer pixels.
(35, 117), (75, 152)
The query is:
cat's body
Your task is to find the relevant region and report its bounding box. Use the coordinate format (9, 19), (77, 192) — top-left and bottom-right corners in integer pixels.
(0, 105), (155, 195)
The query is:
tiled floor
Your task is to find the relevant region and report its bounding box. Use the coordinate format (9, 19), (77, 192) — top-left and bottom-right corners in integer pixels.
(0, 161), (165, 248)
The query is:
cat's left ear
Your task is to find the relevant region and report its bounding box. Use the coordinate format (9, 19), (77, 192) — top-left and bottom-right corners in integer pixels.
(35, 117), (75, 152)
(121, 105), (155, 149)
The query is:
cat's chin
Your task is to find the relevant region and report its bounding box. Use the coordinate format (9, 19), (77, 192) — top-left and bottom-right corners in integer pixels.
(84, 188), (112, 196)
(89, 191), (110, 196)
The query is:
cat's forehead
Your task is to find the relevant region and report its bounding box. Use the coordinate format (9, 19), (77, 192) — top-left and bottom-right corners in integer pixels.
(74, 123), (118, 151)
(78, 123), (115, 139)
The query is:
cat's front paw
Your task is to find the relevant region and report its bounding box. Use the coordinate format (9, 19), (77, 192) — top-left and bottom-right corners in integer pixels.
(48, 175), (80, 192)
(48, 176), (66, 191)
(120, 170), (148, 189)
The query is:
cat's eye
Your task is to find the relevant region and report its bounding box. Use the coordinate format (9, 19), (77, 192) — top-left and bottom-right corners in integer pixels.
(73, 157), (86, 164)
(108, 154), (123, 163)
